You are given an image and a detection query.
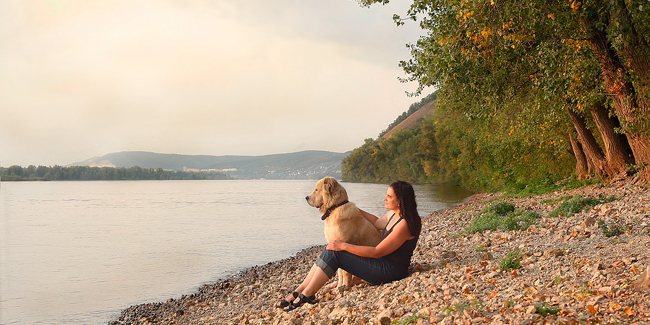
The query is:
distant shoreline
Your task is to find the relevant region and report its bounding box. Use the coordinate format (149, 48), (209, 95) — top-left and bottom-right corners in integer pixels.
(0, 165), (232, 181)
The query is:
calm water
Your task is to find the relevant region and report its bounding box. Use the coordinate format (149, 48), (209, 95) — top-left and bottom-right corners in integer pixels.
(0, 180), (471, 325)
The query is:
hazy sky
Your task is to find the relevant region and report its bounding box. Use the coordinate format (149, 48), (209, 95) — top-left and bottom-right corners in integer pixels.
(0, 0), (426, 167)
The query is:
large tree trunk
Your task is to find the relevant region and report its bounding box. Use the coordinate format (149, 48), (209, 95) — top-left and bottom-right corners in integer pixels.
(609, 1), (650, 182)
(568, 131), (589, 180)
(590, 100), (633, 178)
(580, 6), (650, 182)
(568, 108), (614, 181)
(610, 0), (650, 111)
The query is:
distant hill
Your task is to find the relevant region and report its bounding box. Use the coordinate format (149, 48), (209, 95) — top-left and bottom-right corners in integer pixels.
(382, 100), (436, 139)
(70, 150), (349, 180)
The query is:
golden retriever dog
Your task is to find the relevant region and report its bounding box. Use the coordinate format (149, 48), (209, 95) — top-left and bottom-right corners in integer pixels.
(306, 177), (380, 288)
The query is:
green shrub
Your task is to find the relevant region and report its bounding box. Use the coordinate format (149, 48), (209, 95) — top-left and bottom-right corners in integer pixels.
(502, 211), (540, 231)
(466, 202), (540, 234)
(499, 249), (522, 271)
(482, 202), (515, 216)
(442, 300), (485, 316)
(392, 314), (426, 325)
(598, 220), (625, 237)
(541, 195), (576, 205)
(535, 303), (560, 316)
(466, 214), (502, 233)
(549, 196), (617, 218)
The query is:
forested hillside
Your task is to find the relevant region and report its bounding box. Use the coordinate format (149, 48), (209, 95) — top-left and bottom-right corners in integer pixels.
(343, 0), (650, 191)
(71, 150), (346, 180)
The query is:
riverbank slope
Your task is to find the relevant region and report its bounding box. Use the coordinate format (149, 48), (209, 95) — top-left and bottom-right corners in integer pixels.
(112, 176), (650, 324)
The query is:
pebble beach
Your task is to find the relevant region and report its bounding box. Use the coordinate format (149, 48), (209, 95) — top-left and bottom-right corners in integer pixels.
(112, 176), (650, 325)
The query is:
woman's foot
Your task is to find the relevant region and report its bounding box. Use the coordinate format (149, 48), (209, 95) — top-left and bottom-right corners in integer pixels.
(283, 293), (317, 311)
(275, 291), (298, 308)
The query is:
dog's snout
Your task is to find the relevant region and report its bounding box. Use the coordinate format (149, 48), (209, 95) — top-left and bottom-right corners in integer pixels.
(305, 196), (309, 201)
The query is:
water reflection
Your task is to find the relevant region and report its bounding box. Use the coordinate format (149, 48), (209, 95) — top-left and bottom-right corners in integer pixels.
(340, 181), (473, 216)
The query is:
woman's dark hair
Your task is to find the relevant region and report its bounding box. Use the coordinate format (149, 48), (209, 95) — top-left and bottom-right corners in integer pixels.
(390, 180), (421, 237)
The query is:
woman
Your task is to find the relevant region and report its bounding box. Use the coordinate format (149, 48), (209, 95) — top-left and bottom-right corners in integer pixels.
(275, 180), (422, 311)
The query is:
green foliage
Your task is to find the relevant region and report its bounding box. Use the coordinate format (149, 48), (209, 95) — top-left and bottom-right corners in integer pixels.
(503, 176), (603, 198)
(342, 128), (431, 184)
(466, 202), (540, 234)
(541, 195), (577, 205)
(481, 202), (515, 216)
(598, 220), (625, 237)
(442, 300), (484, 315)
(342, 92), (575, 191)
(349, 0), (650, 189)
(0, 165), (232, 181)
(553, 276), (566, 284)
(535, 303), (560, 316)
(392, 314), (426, 325)
(549, 196), (617, 218)
(499, 249), (522, 271)
(474, 244), (487, 252)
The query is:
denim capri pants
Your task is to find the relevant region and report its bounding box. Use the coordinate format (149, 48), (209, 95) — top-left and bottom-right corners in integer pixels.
(315, 249), (409, 285)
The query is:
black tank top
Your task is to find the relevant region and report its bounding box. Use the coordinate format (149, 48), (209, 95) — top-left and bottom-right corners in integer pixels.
(379, 214), (419, 268)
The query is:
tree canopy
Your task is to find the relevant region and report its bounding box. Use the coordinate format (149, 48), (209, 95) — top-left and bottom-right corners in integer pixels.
(348, 0), (650, 187)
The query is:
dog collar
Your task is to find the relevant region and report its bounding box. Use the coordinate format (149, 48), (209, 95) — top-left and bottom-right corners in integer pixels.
(321, 200), (349, 220)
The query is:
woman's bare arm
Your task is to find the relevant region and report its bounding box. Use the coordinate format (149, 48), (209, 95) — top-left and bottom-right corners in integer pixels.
(327, 221), (411, 258)
(358, 209), (389, 230)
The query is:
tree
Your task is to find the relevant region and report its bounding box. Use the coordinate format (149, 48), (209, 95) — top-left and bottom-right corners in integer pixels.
(359, 0), (649, 183)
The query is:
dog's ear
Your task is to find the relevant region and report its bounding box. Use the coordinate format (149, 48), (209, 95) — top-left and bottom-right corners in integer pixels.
(323, 177), (347, 207)
(323, 177), (335, 194)
(322, 177), (336, 209)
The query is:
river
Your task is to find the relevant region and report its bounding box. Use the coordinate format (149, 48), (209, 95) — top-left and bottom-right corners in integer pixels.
(0, 180), (472, 325)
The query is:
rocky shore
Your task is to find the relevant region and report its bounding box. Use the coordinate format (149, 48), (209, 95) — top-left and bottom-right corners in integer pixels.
(112, 177), (650, 325)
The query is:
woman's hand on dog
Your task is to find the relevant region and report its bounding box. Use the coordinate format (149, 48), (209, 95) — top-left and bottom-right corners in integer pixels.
(327, 240), (345, 251)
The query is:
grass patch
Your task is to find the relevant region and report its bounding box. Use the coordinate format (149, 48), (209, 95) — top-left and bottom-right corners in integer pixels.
(549, 195), (617, 218)
(535, 303), (561, 316)
(503, 176), (602, 198)
(598, 220), (625, 237)
(482, 202), (515, 215)
(499, 249), (522, 271)
(442, 300), (485, 316)
(474, 244), (487, 252)
(541, 195), (576, 205)
(392, 314), (425, 325)
(465, 202), (540, 234)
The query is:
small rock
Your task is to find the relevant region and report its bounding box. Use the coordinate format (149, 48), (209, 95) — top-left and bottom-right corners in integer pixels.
(440, 251), (458, 259)
(378, 316), (391, 325)
(544, 248), (564, 258)
(485, 271), (499, 279)
(377, 309), (392, 320)
(633, 266), (650, 291)
(480, 252), (493, 260)
(597, 286), (614, 295)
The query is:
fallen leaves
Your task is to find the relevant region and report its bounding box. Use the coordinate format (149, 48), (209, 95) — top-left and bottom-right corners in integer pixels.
(587, 304), (598, 315)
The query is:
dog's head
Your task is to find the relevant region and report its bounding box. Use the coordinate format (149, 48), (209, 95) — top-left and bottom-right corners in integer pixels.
(305, 177), (349, 214)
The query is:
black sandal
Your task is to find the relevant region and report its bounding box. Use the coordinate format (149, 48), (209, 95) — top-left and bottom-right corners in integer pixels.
(275, 291), (298, 308)
(284, 293), (317, 311)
